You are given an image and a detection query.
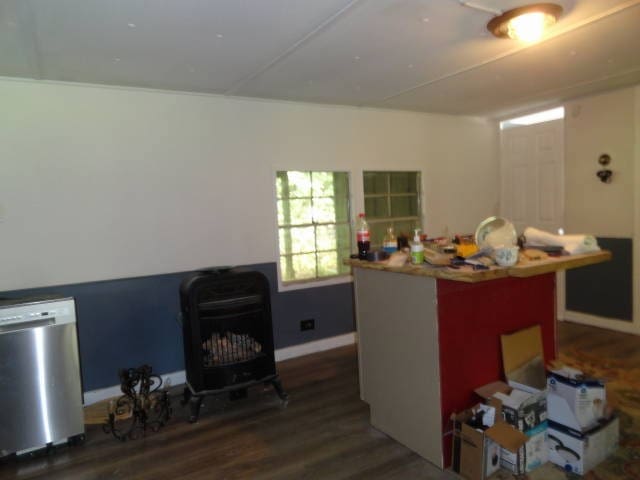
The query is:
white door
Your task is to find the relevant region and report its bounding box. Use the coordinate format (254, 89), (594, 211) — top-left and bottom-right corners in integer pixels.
(500, 119), (564, 235)
(500, 119), (566, 319)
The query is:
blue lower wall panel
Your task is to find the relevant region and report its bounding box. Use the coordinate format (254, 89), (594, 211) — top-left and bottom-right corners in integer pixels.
(0, 263), (355, 391)
(566, 237), (632, 321)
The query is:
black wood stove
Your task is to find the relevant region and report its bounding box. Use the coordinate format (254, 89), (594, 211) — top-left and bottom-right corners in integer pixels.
(179, 268), (287, 422)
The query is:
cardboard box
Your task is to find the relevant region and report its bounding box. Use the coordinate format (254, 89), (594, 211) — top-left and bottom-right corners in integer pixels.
(458, 423), (501, 480)
(497, 325), (550, 474)
(476, 381), (547, 432)
(451, 400), (527, 480)
(547, 367), (606, 432)
(498, 326), (549, 432)
(547, 416), (619, 475)
(500, 421), (549, 474)
(475, 382), (548, 475)
(500, 325), (548, 392)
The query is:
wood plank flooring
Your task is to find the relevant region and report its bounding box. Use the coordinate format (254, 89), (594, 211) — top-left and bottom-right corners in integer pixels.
(1, 321), (637, 480)
(0, 344), (456, 480)
(558, 320), (640, 364)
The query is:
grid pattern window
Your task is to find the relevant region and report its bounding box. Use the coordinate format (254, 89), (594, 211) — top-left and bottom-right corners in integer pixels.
(363, 171), (422, 247)
(276, 171), (351, 284)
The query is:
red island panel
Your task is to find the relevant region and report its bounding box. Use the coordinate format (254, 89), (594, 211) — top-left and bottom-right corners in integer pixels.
(436, 273), (557, 467)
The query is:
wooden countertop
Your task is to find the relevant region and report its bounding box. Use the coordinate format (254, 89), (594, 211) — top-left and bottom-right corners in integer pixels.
(343, 250), (611, 283)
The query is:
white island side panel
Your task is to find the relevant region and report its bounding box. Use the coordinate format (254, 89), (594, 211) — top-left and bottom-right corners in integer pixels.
(353, 268), (442, 467)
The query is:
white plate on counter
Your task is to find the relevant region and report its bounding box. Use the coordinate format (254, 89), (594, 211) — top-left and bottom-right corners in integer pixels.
(474, 216), (517, 249)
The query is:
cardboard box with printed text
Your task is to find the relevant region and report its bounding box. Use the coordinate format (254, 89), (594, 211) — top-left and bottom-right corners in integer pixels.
(451, 398), (527, 480)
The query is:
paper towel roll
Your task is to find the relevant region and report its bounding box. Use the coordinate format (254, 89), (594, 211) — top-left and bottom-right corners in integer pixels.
(523, 227), (600, 255)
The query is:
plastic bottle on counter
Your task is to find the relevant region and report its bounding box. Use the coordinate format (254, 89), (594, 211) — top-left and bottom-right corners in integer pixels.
(382, 226), (397, 254)
(356, 213), (371, 260)
(411, 228), (424, 265)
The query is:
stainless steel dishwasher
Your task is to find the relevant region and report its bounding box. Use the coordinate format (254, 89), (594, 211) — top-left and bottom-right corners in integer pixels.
(0, 296), (85, 457)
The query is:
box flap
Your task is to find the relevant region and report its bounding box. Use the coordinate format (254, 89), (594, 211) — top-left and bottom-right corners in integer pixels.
(501, 325), (547, 391)
(485, 422), (528, 452)
(460, 423), (484, 480)
(494, 388), (534, 409)
(451, 403), (483, 424)
(475, 381), (511, 401)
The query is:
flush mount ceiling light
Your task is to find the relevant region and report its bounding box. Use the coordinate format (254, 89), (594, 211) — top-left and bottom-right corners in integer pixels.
(487, 3), (563, 42)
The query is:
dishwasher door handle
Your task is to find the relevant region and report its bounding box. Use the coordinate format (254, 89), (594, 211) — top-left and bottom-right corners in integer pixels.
(0, 318), (56, 334)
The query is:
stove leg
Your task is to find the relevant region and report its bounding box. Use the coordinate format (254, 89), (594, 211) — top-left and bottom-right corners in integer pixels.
(188, 395), (203, 423)
(181, 386), (191, 406)
(271, 378), (288, 405)
(229, 388), (248, 401)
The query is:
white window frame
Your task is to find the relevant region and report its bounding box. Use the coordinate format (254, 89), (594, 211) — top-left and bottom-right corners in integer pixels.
(363, 170), (422, 248)
(274, 170), (354, 292)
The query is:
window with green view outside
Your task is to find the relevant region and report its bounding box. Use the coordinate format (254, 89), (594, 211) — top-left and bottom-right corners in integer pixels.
(363, 171), (422, 248)
(276, 171), (351, 284)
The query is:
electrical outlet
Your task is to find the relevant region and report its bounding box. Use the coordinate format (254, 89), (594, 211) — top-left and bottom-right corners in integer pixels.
(300, 318), (315, 331)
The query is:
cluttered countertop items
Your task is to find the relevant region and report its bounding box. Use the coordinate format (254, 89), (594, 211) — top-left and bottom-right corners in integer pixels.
(346, 215), (610, 283)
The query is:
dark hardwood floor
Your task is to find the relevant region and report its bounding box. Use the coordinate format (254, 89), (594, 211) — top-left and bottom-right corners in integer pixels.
(2, 321), (637, 480)
(0, 344), (456, 480)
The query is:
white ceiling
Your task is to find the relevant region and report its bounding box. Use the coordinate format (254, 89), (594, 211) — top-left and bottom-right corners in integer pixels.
(1, 0), (639, 118)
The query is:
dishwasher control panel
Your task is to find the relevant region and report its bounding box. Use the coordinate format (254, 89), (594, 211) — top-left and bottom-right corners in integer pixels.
(0, 298), (75, 327)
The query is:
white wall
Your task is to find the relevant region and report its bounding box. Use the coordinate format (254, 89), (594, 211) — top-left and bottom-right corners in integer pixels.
(564, 87), (636, 236)
(0, 79), (498, 291)
(561, 85), (639, 333)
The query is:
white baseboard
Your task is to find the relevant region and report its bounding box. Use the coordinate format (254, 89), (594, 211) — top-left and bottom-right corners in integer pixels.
(563, 310), (640, 335)
(274, 332), (356, 361)
(83, 332), (356, 405)
(83, 370), (187, 406)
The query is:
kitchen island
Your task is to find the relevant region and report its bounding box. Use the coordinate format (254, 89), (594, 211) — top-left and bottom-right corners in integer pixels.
(344, 251), (610, 469)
